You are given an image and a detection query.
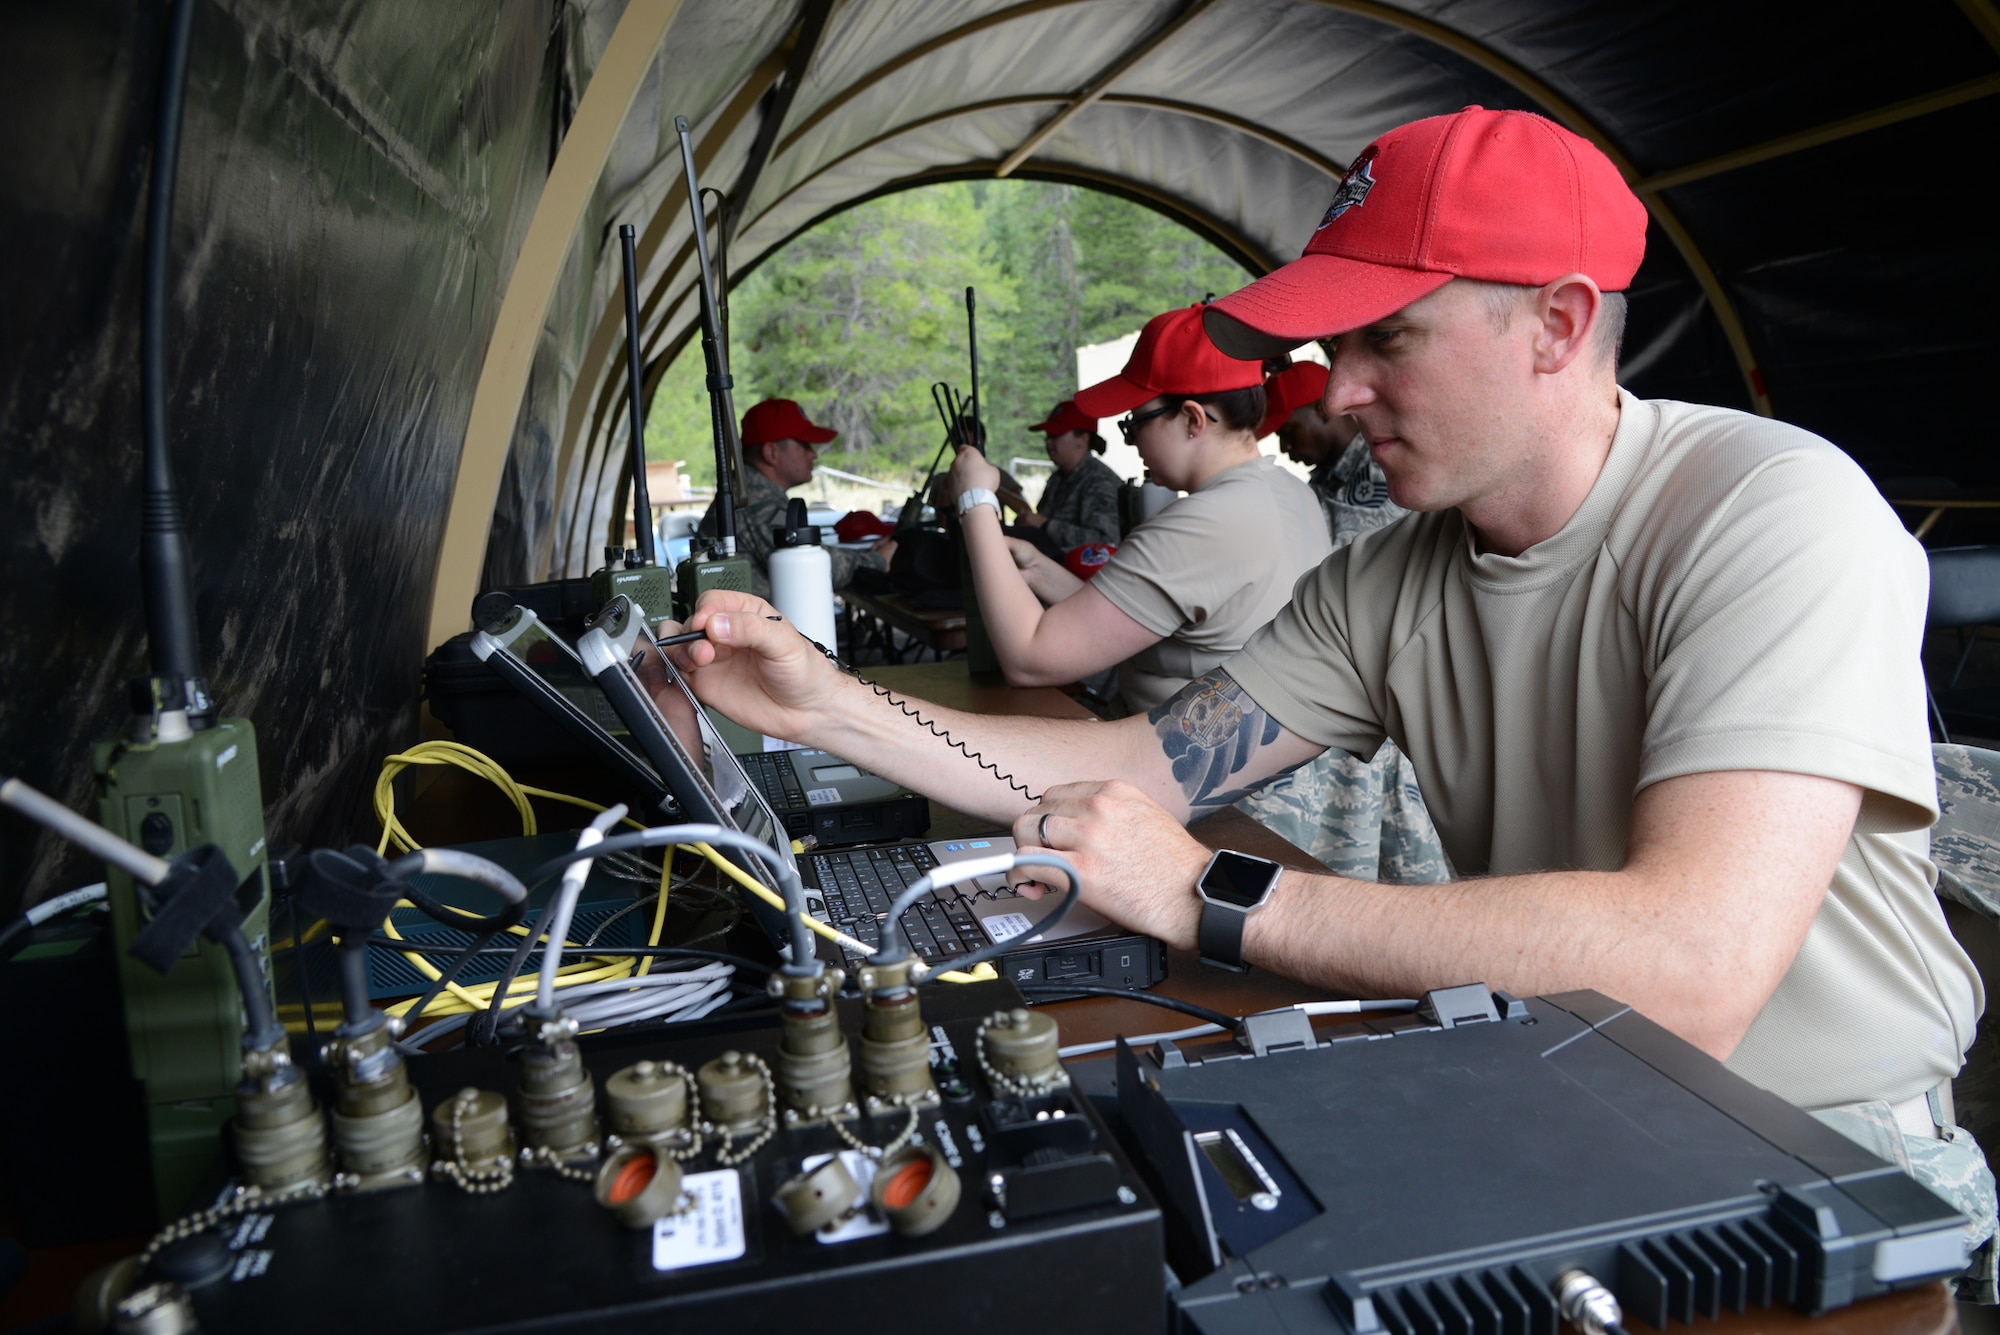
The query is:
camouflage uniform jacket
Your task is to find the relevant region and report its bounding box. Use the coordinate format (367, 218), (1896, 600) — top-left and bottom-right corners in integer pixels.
(1036, 453), (1124, 550)
(1237, 434), (1448, 885)
(697, 466), (887, 600)
(1310, 434), (1405, 548)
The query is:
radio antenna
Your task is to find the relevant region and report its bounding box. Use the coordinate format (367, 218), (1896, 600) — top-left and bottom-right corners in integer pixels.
(140, 0), (212, 724)
(964, 287), (982, 452)
(675, 116), (741, 557)
(617, 224), (659, 566)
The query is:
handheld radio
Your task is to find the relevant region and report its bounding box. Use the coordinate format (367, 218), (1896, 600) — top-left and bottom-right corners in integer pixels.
(668, 114), (759, 753)
(89, 0), (274, 1217)
(956, 286), (1001, 675)
(590, 222), (676, 618)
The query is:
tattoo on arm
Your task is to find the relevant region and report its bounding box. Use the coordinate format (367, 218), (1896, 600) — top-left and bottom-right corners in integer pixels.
(1148, 670), (1303, 814)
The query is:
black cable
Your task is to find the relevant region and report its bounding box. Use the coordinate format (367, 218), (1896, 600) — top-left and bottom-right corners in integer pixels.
(1015, 983), (1236, 1030)
(221, 925), (285, 1051)
(391, 881), (525, 936)
(474, 896), (559, 1045)
(392, 925), (506, 1043)
(287, 891), (318, 1051)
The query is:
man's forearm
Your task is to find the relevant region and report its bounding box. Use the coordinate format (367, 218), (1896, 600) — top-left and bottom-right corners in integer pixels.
(801, 672), (1152, 825)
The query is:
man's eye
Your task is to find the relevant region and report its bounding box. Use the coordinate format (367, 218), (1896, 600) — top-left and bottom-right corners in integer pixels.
(1366, 327), (1402, 348)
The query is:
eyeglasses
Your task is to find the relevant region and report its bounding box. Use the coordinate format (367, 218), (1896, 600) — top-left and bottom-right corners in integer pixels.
(1117, 402), (1179, 443)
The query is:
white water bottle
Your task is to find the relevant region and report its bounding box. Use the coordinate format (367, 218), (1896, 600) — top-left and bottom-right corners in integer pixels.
(769, 498), (838, 652)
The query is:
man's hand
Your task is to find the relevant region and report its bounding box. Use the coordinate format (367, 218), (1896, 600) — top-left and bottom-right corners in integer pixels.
(946, 445), (1000, 502)
(1003, 537), (1043, 572)
(1015, 511), (1048, 529)
(873, 536), (898, 565)
(654, 590), (855, 744)
(1009, 780), (1211, 948)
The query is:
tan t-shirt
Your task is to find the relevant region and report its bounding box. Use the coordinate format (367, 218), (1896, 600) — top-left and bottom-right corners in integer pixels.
(1092, 455), (1332, 713)
(1228, 391), (1980, 1110)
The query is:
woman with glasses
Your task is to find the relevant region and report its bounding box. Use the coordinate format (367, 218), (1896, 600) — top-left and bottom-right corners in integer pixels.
(944, 304), (1330, 714)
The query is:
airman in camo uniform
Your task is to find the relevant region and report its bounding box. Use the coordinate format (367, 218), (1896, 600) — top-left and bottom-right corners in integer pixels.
(1236, 361), (1451, 884)
(696, 398), (893, 600)
(1014, 399), (1124, 553)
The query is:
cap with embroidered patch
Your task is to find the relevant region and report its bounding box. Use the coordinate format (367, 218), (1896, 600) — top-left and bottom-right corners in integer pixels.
(1073, 305), (1266, 419)
(741, 398), (838, 448)
(1204, 107), (1648, 360)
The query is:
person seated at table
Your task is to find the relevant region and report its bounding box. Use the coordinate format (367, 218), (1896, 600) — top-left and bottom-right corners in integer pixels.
(657, 108), (1994, 1285)
(1264, 360), (1402, 549)
(1012, 399), (1123, 557)
(697, 397), (896, 598)
(1240, 358), (1450, 884)
(942, 303), (1331, 715)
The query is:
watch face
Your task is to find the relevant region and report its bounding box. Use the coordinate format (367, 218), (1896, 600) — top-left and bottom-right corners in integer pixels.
(1202, 851), (1278, 908)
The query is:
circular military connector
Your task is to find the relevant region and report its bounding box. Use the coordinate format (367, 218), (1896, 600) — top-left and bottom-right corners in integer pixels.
(594, 1144), (686, 1228)
(515, 1041), (599, 1157)
(773, 1156), (864, 1235)
(231, 1075), (331, 1190)
(75, 1256), (144, 1333)
(432, 1087), (514, 1170)
(329, 1085), (426, 1185)
(604, 1060), (692, 1140)
(870, 1144), (960, 1237)
(697, 1051), (769, 1134)
(980, 1007), (1064, 1088)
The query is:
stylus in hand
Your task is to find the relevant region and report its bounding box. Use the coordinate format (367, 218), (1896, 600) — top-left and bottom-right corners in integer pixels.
(654, 630), (709, 649)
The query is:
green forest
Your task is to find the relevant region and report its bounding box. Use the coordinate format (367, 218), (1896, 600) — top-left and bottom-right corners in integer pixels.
(645, 180), (1251, 489)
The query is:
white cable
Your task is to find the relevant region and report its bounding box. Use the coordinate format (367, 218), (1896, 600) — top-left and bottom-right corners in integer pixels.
(26, 882), (107, 926)
(1058, 1022), (1222, 1059)
(1052, 999), (1421, 1059)
(537, 806), (626, 1011)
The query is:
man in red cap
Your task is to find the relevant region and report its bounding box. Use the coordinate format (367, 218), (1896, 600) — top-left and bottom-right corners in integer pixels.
(1014, 399), (1122, 555)
(695, 397), (895, 597)
(656, 108), (1989, 1267)
(1262, 360), (1401, 550)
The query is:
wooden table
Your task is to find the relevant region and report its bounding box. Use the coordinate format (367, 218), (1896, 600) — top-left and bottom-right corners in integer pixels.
(1882, 490), (2000, 542)
(843, 588), (966, 660)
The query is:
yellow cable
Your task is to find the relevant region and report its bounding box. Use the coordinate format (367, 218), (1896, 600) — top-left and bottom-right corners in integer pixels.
(639, 845), (671, 978)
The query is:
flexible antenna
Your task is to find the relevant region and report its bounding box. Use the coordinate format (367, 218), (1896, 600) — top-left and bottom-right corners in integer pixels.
(617, 224), (659, 566)
(140, 0), (211, 721)
(675, 116), (741, 557)
(965, 287), (982, 451)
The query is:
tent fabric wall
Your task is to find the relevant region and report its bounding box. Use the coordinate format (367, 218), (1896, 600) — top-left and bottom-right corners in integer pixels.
(1, 0), (1995, 915)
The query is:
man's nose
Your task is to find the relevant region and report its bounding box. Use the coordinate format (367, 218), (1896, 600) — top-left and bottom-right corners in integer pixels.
(1326, 351), (1374, 416)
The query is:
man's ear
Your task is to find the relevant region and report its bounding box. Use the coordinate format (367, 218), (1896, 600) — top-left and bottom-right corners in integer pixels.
(1533, 275), (1602, 376)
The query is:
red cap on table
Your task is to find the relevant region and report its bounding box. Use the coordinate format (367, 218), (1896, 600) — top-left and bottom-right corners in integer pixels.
(741, 398), (838, 448)
(1204, 107), (1648, 359)
(1073, 305), (1266, 419)
(1062, 544), (1116, 581)
(1257, 361), (1331, 438)
(1028, 400), (1098, 437)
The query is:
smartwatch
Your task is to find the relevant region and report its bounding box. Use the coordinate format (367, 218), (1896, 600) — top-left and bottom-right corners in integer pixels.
(956, 487), (1000, 518)
(1195, 849), (1283, 972)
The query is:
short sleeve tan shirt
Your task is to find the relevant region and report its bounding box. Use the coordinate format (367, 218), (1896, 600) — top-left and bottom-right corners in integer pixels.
(1227, 392), (1980, 1110)
(1091, 456), (1332, 713)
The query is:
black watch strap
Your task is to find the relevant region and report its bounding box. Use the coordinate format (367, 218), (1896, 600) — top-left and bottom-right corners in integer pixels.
(1198, 900), (1251, 973)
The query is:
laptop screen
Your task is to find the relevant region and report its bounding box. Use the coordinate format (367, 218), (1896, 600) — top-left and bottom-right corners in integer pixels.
(574, 599), (796, 886)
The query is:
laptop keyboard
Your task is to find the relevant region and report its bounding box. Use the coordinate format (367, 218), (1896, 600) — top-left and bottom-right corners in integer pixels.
(739, 751), (808, 812)
(807, 843), (1019, 970)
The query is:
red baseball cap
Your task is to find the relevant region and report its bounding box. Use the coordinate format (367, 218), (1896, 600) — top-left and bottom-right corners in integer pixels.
(1204, 107), (1648, 359)
(741, 398), (838, 449)
(1257, 361), (1330, 437)
(1028, 400), (1097, 437)
(1073, 305), (1266, 419)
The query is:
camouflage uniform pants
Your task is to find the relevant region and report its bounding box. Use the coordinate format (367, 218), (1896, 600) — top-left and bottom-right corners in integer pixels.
(1236, 741), (1451, 884)
(1813, 1099), (1998, 1301)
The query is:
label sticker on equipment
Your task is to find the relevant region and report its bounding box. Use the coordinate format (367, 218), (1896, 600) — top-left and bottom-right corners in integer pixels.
(763, 735), (806, 752)
(983, 912), (1037, 942)
(805, 1151), (891, 1244)
(806, 787), (842, 806)
(652, 1170), (746, 1270)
